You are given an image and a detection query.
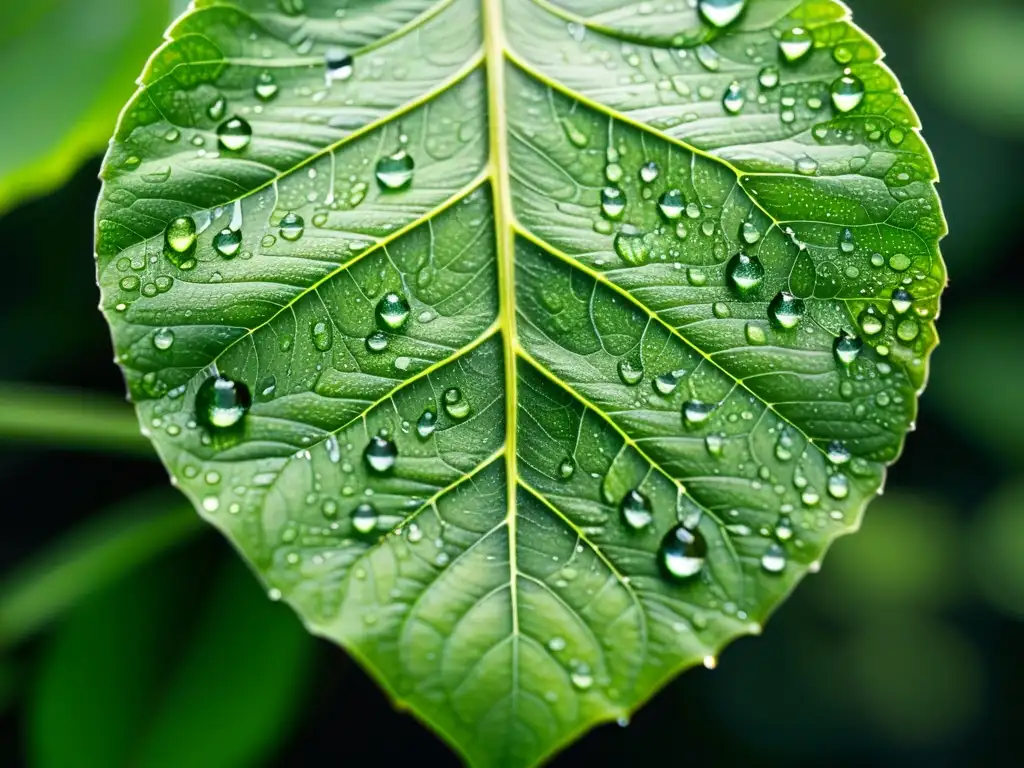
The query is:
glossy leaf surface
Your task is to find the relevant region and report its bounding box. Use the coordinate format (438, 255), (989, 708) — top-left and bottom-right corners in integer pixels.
(95, 0), (945, 764)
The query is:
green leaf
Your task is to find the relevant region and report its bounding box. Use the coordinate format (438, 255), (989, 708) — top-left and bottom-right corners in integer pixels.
(29, 552), (316, 768)
(0, 0), (173, 213)
(94, 0), (945, 764)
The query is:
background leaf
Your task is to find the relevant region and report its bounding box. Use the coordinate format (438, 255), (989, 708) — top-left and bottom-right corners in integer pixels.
(94, 0), (945, 764)
(0, 0), (172, 214)
(28, 547), (317, 768)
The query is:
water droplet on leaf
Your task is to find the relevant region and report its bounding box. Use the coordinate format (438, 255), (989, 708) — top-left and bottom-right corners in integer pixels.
(196, 375), (251, 429)
(217, 117), (252, 151)
(660, 525), (707, 580)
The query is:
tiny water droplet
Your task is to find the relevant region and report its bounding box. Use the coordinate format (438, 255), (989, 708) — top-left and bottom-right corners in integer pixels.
(897, 317), (920, 342)
(775, 516), (794, 542)
(558, 458), (575, 479)
(365, 331), (389, 352)
(375, 149), (414, 190)
(255, 70), (279, 101)
(617, 359), (644, 386)
(352, 502), (378, 535)
(705, 434), (724, 457)
(443, 387), (471, 420)
(827, 473), (849, 500)
(779, 27), (813, 62)
(758, 66), (780, 89)
(364, 435), (397, 473)
(207, 96), (227, 121)
(217, 117), (252, 151)
(727, 252), (765, 295)
(601, 187), (626, 219)
(213, 228), (242, 258)
(768, 291), (804, 329)
(570, 662), (594, 690)
(660, 525), (707, 580)
(653, 370), (684, 396)
(196, 375), (251, 429)
(639, 160), (659, 183)
(279, 212), (305, 241)
(653, 189), (682, 220)
(761, 543), (787, 573)
(310, 319), (333, 351)
(416, 409), (437, 439)
(699, 0), (746, 28)
(826, 440), (851, 464)
(741, 221), (761, 244)
(375, 292), (411, 330)
(620, 489), (653, 530)
(830, 73), (865, 113)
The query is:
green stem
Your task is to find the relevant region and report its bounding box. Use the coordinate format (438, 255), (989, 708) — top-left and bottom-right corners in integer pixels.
(0, 490), (204, 648)
(0, 383), (151, 456)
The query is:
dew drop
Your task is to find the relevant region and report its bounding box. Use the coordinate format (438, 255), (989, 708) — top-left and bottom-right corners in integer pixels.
(758, 66), (780, 89)
(279, 212), (305, 241)
(364, 435), (397, 473)
(443, 387), (471, 420)
(858, 305), (884, 336)
(722, 81), (745, 114)
(768, 291), (804, 329)
(653, 370), (684, 396)
(761, 543), (787, 573)
(660, 525), (707, 580)
(600, 187), (626, 219)
(830, 73), (865, 113)
(740, 221), (761, 244)
(375, 292), (411, 330)
(827, 473), (849, 500)
(698, 0), (746, 28)
(891, 287), (913, 314)
(375, 149), (414, 190)
(558, 458), (575, 479)
(639, 160), (660, 183)
(207, 96), (227, 121)
(726, 252), (765, 295)
(195, 375), (251, 429)
(775, 515), (794, 542)
(570, 662), (594, 690)
(657, 189), (684, 220)
(325, 47), (354, 84)
(779, 27), (813, 62)
(164, 216), (197, 263)
(153, 327), (175, 350)
(826, 440), (851, 465)
(416, 409), (437, 439)
(833, 332), (863, 366)
(683, 399), (714, 427)
(310, 319), (333, 351)
(254, 71), (279, 101)
(217, 117), (252, 151)
(213, 228), (242, 258)
(613, 225), (647, 265)
(620, 489), (653, 530)
(897, 318), (920, 342)
(704, 434), (724, 457)
(352, 502), (379, 535)
(617, 359), (644, 386)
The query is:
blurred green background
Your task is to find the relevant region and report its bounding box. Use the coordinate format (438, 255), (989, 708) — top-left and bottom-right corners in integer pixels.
(1, 0), (1022, 765)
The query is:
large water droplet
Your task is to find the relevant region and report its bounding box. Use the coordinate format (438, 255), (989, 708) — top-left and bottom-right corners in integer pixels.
(658, 189), (684, 220)
(891, 287), (913, 314)
(601, 187), (625, 219)
(683, 399), (714, 427)
(213, 228), (242, 258)
(255, 71), (279, 101)
(722, 81), (745, 114)
(325, 47), (354, 84)
(660, 525), (707, 580)
(779, 27), (813, 62)
(364, 435), (397, 473)
(558, 458), (575, 479)
(217, 117), (252, 151)
(639, 160), (660, 183)
(617, 359), (644, 386)
(653, 370), (684, 396)
(279, 212), (305, 241)
(417, 409), (437, 439)
(311, 319), (333, 351)
(858, 305), (884, 336)
(761, 543), (787, 573)
(699, 0), (746, 28)
(153, 327), (175, 350)
(827, 473), (849, 500)
(196, 375), (251, 429)
(375, 292), (411, 330)
(833, 332), (863, 365)
(830, 73), (865, 113)
(768, 291), (804, 329)
(758, 66), (780, 89)
(164, 216), (197, 264)
(727, 252), (765, 295)
(443, 387), (471, 420)
(375, 149), (414, 190)
(352, 502), (378, 535)
(365, 331), (389, 353)
(620, 489), (653, 530)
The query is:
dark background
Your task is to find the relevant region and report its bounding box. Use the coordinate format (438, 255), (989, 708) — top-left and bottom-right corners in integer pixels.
(2, 0), (1022, 765)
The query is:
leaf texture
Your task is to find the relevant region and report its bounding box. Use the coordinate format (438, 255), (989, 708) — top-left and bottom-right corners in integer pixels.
(95, 0), (946, 765)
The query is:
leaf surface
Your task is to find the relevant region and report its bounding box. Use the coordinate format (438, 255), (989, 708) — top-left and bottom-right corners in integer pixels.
(94, 0), (945, 764)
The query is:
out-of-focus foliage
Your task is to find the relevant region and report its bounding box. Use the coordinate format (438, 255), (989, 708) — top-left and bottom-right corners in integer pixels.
(971, 481), (1024, 618)
(0, 0), (171, 214)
